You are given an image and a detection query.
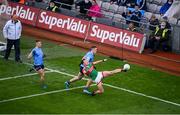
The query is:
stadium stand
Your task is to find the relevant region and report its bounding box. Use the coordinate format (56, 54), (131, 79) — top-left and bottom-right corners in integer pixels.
(96, 17), (113, 26)
(8, 0), (180, 53)
(108, 3), (119, 13)
(34, 1), (48, 9)
(24, 0), (179, 26)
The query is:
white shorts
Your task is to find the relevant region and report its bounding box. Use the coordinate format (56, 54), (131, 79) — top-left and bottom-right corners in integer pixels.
(94, 72), (103, 84)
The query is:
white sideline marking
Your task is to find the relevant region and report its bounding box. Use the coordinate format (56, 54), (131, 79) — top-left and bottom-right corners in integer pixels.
(103, 83), (180, 107)
(0, 56), (180, 107)
(46, 68), (180, 107)
(0, 71), (53, 81)
(0, 85), (91, 104)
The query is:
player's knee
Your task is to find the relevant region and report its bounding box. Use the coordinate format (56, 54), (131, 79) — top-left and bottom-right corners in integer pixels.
(99, 89), (104, 94)
(77, 76), (83, 80)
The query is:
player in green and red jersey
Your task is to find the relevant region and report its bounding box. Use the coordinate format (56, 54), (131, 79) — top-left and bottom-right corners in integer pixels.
(82, 59), (129, 95)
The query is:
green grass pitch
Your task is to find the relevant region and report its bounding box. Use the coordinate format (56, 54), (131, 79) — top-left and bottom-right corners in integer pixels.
(0, 35), (180, 114)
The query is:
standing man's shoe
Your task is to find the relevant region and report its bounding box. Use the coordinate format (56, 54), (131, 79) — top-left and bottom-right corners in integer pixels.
(16, 60), (22, 63)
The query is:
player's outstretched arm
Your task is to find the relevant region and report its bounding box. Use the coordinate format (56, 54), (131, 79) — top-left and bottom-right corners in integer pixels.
(93, 59), (107, 65)
(27, 51), (33, 59)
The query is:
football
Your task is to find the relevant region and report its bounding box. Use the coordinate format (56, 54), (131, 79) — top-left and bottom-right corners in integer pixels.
(123, 64), (130, 71)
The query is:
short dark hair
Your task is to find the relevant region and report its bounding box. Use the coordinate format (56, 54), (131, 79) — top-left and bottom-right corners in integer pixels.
(36, 40), (41, 43)
(91, 46), (97, 49)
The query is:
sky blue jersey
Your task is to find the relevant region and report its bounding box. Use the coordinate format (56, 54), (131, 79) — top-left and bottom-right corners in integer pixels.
(80, 51), (94, 67)
(32, 47), (44, 66)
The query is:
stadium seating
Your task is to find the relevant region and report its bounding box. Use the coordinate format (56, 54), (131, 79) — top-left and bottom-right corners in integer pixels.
(116, 6), (126, 14)
(153, 0), (162, 5)
(108, 4), (119, 13)
(113, 21), (127, 29)
(147, 3), (158, 13)
(144, 12), (153, 20)
(147, 0), (153, 3)
(34, 2), (48, 10)
(60, 8), (79, 17)
(113, 13), (123, 22)
(31, 0), (179, 26)
(103, 11), (114, 19)
(168, 17), (178, 25)
(101, 2), (110, 11)
(154, 14), (162, 20)
(96, 17), (113, 26)
(156, 5), (162, 14)
(178, 20), (180, 26)
(161, 0), (167, 4)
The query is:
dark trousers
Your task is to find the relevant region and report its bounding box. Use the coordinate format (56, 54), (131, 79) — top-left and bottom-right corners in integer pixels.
(148, 37), (169, 51)
(4, 39), (20, 61)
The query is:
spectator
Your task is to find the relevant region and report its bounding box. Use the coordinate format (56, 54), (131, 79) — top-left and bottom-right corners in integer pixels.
(60, 0), (74, 10)
(136, 0), (146, 10)
(161, 16), (171, 29)
(127, 22), (137, 32)
(148, 21), (170, 53)
(149, 14), (159, 31)
(110, 0), (121, 5)
(87, 0), (102, 20)
(122, 9), (132, 24)
(46, 1), (59, 12)
(160, 0), (173, 15)
(123, 0), (136, 8)
(76, 0), (92, 16)
(131, 5), (142, 26)
(3, 14), (22, 62)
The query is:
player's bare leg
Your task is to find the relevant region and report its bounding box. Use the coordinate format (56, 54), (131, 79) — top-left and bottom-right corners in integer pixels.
(69, 72), (83, 83)
(102, 68), (123, 78)
(85, 79), (93, 87)
(83, 79), (93, 94)
(93, 82), (104, 95)
(37, 69), (47, 88)
(91, 68), (124, 96)
(65, 72), (84, 89)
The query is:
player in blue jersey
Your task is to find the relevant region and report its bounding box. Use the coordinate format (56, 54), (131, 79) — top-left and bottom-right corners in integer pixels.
(65, 46), (107, 94)
(28, 40), (47, 89)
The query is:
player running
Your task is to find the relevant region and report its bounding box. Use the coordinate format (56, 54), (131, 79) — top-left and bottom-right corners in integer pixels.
(65, 46), (107, 94)
(82, 59), (130, 96)
(28, 40), (47, 89)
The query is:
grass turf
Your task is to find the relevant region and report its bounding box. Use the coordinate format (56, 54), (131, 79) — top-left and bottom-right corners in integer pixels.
(0, 35), (180, 114)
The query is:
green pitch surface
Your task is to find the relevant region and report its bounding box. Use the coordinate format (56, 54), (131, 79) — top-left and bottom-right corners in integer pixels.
(0, 35), (180, 114)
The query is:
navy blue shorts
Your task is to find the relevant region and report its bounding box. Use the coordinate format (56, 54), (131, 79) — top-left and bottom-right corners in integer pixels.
(34, 65), (44, 71)
(80, 66), (84, 74)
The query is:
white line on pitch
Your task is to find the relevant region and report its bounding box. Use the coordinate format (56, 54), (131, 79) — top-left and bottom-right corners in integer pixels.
(0, 85), (95, 104)
(1, 56), (180, 107)
(45, 68), (180, 107)
(103, 83), (180, 107)
(24, 64), (180, 107)
(0, 71), (53, 81)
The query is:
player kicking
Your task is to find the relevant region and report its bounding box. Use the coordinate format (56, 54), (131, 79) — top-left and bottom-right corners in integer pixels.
(65, 46), (107, 94)
(82, 59), (130, 96)
(28, 40), (47, 89)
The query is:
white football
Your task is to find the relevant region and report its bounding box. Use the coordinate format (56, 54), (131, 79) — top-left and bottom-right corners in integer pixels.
(123, 64), (130, 71)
